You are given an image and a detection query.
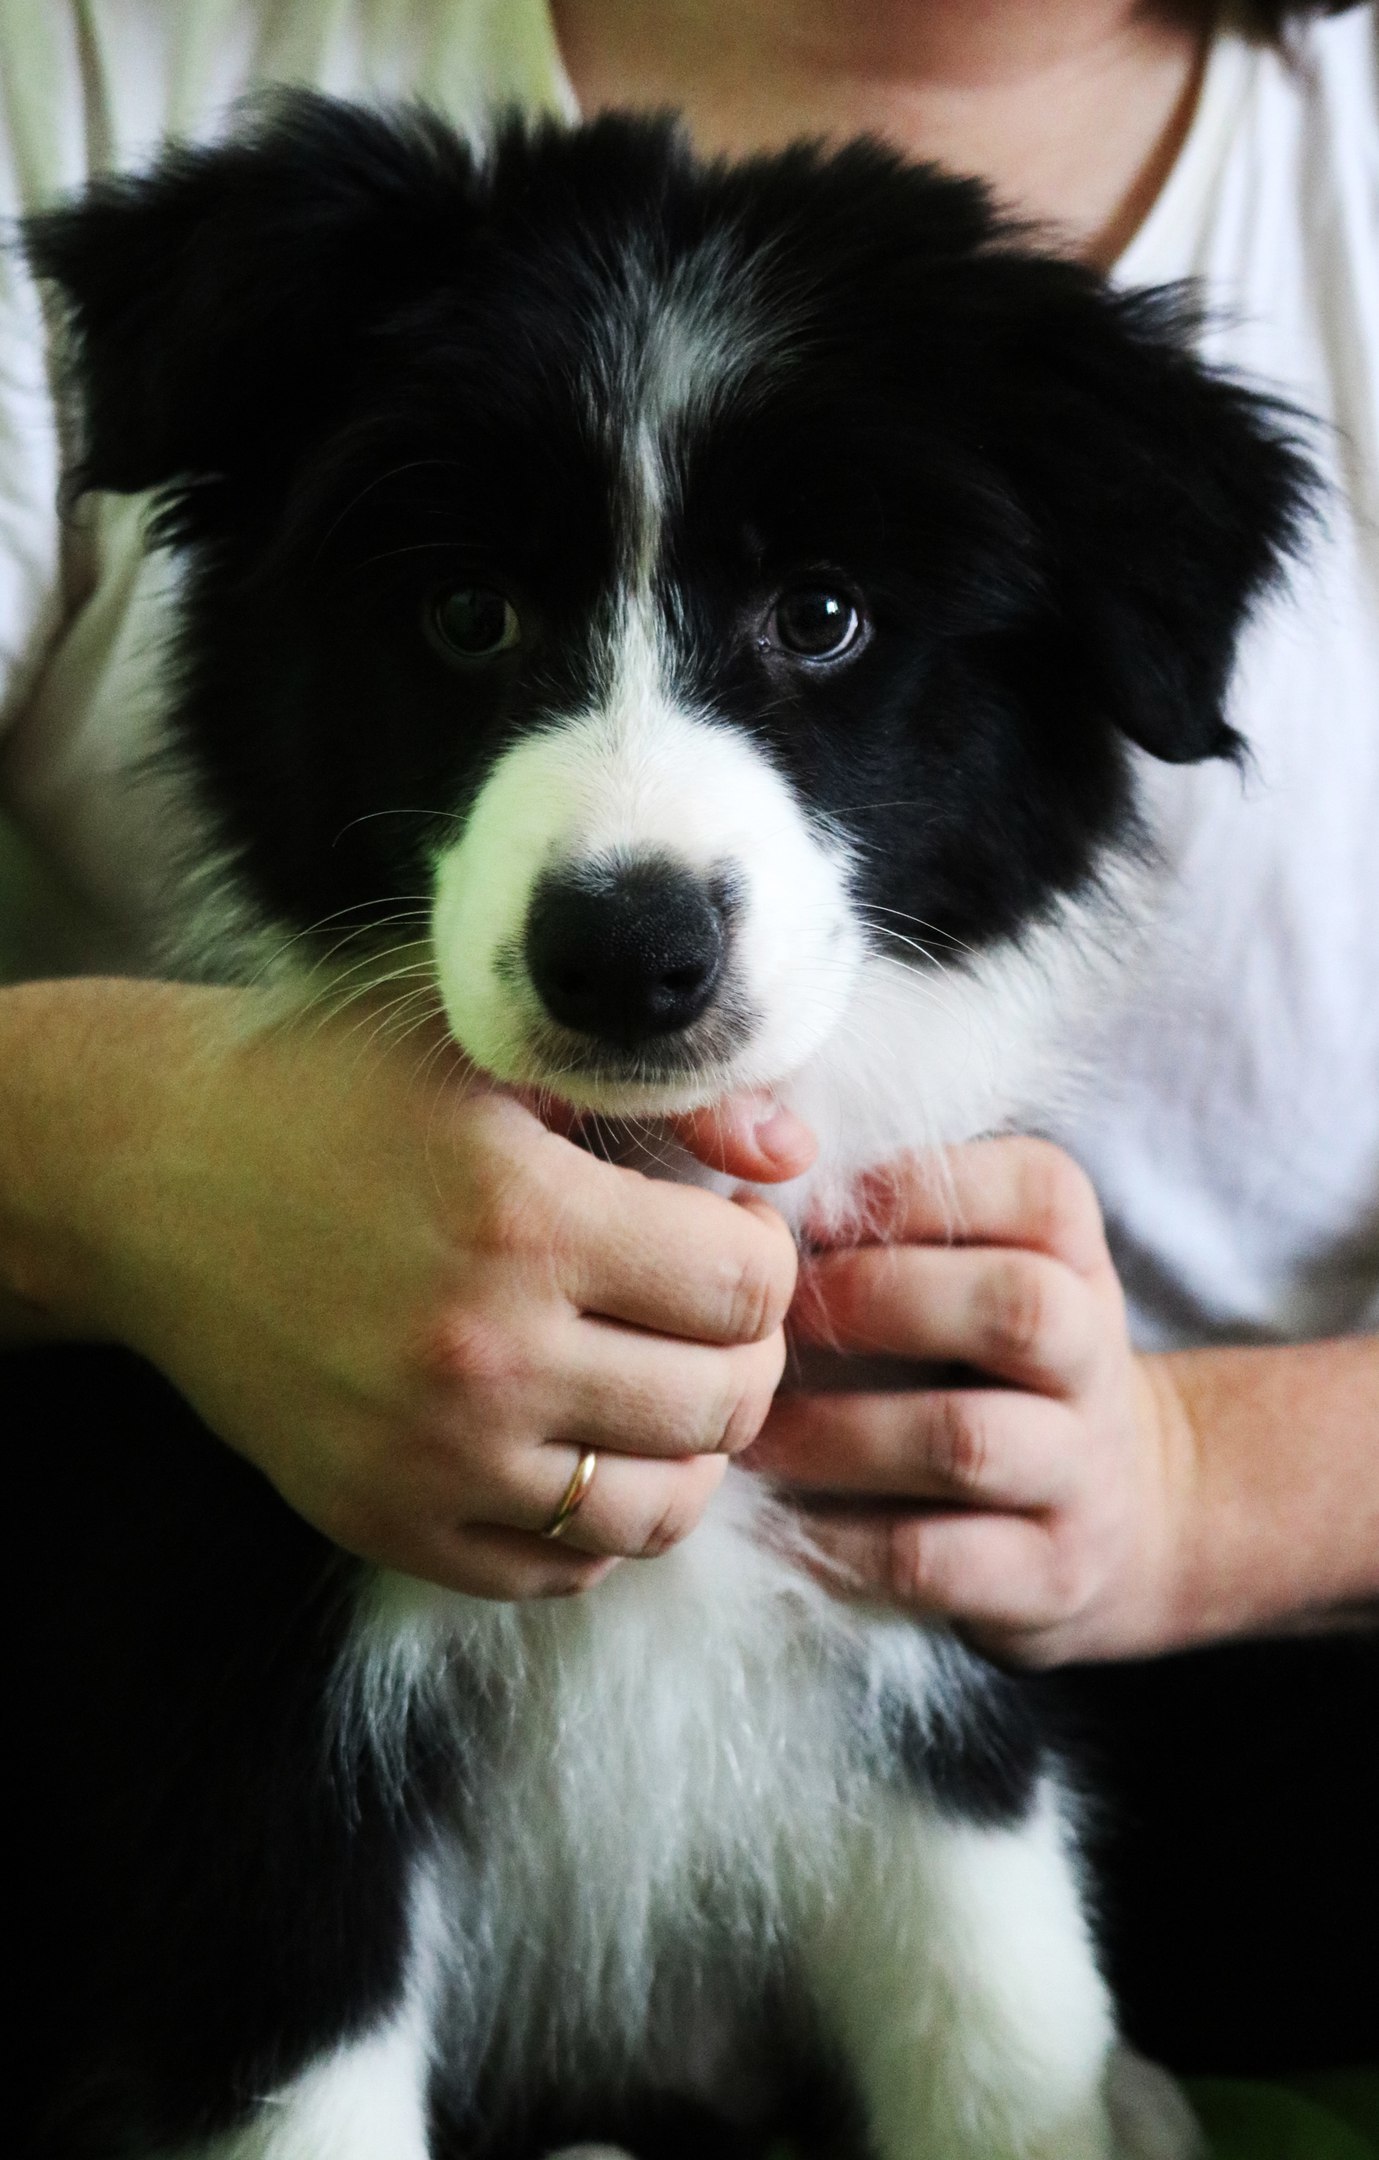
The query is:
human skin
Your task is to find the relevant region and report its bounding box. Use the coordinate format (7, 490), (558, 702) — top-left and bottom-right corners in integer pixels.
(3, 0), (1375, 1644)
(549, 0), (1210, 267)
(0, 977), (806, 1597)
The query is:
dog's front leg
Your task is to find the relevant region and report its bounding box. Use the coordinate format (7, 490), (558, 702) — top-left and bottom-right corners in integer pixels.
(798, 1778), (1167, 2160)
(184, 2022), (432, 2160)
(176, 1865), (443, 2160)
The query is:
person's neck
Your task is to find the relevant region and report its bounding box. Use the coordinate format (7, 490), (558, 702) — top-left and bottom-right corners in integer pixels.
(550, 0), (1211, 266)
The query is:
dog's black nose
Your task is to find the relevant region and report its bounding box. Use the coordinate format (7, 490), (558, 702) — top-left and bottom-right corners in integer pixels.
(525, 858), (726, 1045)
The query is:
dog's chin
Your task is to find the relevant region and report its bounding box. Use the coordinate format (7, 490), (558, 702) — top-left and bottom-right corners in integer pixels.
(448, 1023), (802, 1120)
(489, 1055), (753, 1121)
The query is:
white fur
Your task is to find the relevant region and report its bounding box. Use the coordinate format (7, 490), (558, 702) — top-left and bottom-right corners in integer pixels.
(321, 1478), (1206, 2160)
(342, 1476), (878, 2095)
(799, 1783), (1120, 2160)
(773, 871), (1142, 1232)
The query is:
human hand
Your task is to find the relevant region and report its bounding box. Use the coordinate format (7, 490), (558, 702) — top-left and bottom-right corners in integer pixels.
(745, 1136), (1197, 1667)
(0, 979), (806, 1600)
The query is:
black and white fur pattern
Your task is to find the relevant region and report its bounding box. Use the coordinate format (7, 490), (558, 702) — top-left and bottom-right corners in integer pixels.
(16, 96), (1309, 2160)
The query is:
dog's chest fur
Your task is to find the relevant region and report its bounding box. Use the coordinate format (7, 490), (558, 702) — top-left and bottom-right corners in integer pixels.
(337, 1466), (1057, 2141)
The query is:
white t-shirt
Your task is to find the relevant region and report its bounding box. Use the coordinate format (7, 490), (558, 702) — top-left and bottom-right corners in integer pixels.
(0, 3), (1375, 1351)
(1063, 16), (1379, 1346)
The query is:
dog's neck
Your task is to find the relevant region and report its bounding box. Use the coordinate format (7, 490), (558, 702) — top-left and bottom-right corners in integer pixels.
(550, 0), (1209, 266)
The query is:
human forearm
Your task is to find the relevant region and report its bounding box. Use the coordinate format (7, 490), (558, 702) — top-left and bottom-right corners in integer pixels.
(1153, 1334), (1379, 1646)
(0, 976), (202, 1338)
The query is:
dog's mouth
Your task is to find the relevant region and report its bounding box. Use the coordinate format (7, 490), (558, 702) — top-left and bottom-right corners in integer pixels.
(485, 1000), (759, 1116)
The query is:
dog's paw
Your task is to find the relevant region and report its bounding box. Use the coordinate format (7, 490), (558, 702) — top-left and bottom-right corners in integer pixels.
(1105, 2046), (1206, 2160)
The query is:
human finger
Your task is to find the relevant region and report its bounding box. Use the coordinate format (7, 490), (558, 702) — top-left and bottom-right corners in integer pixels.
(440, 1523), (620, 1600)
(668, 1096), (817, 1184)
(310, 1479), (619, 1601)
(799, 1503), (1058, 1635)
(792, 1242), (1095, 1393)
(512, 1442), (730, 1560)
(821, 1136), (1109, 1278)
(748, 1385), (1076, 1510)
(559, 1316), (786, 1457)
(568, 1169), (798, 1344)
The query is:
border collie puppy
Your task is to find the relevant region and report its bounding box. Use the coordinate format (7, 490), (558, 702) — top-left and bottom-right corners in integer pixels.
(18, 93), (1307, 2160)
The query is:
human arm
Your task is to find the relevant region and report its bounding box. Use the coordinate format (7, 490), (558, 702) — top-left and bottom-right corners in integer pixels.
(747, 1136), (1379, 1666)
(0, 974), (810, 1598)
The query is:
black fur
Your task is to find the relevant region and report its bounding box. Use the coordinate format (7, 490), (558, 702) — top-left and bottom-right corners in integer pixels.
(14, 1346), (430, 2156)
(879, 1639), (1050, 1829)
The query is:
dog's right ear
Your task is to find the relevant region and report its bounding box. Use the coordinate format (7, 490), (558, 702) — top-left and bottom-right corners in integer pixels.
(24, 89), (480, 510)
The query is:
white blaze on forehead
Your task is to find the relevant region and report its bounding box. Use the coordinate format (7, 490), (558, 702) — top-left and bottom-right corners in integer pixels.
(585, 235), (778, 446)
(431, 598), (860, 1105)
(585, 234), (785, 582)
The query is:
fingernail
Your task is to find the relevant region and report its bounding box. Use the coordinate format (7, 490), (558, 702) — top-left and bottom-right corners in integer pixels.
(754, 1106), (802, 1165)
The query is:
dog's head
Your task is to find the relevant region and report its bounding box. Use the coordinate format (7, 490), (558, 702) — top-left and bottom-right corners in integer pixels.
(28, 94), (1310, 1121)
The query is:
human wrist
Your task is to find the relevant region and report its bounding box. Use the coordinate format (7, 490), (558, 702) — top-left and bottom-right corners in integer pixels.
(1141, 1339), (1379, 1647)
(1129, 1345), (1311, 1653)
(1128, 1349), (1213, 1653)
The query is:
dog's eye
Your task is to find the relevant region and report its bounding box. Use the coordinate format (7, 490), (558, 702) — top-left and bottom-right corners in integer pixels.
(429, 586), (521, 661)
(768, 588), (863, 663)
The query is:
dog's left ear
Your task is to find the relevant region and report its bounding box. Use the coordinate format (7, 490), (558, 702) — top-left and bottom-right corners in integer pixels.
(23, 89), (480, 513)
(994, 278), (1315, 764)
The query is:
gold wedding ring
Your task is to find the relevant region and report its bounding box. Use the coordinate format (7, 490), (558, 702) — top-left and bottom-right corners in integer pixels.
(541, 1448), (598, 1540)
